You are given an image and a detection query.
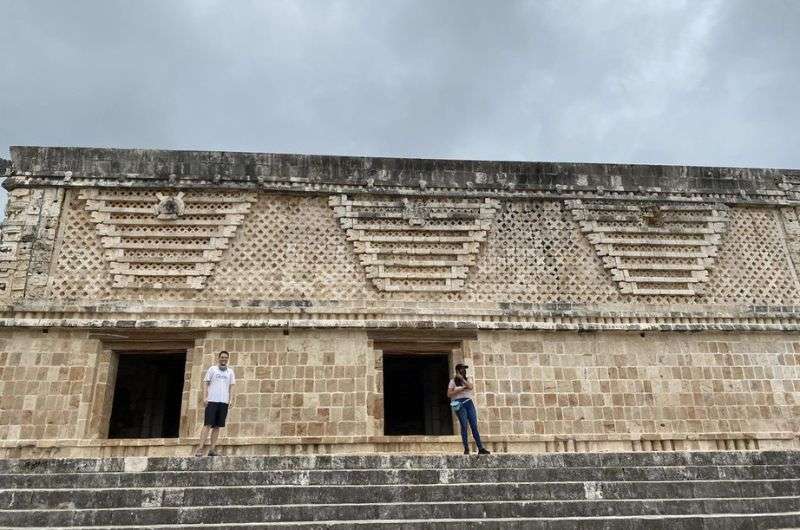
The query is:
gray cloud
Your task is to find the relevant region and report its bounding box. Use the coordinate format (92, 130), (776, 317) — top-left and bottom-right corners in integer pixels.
(1, 0), (798, 177)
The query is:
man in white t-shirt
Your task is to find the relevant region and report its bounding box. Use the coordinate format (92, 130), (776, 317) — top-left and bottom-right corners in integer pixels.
(195, 350), (236, 457)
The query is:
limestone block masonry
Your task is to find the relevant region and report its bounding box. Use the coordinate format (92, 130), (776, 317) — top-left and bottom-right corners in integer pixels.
(0, 146), (799, 458)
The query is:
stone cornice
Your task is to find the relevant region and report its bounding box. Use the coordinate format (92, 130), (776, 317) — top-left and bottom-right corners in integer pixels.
(2, 300), (800, 332)
(4, 176), (796, 206)
(6, 147), (800, 205)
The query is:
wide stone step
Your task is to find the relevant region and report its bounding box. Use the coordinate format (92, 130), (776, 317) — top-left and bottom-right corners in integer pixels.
(3, 479), (800, 510)
(33, 512), (800, 530)
(1, 469), (439, 489)
(2, 497), (800, 527)
(3, 465), (800, 489)
(3, 451), (799, 474)
(3, 452), (799, 528)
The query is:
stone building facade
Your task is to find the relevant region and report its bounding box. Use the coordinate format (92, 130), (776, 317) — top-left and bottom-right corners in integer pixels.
(0, 146), (798, 457)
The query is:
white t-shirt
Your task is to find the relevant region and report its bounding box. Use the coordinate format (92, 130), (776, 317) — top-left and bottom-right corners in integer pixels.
(448, 378), (474, 401)
(204, 365), (236, 404)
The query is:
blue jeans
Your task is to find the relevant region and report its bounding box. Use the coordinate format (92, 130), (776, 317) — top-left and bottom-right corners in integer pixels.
(454, 398), (484, 450)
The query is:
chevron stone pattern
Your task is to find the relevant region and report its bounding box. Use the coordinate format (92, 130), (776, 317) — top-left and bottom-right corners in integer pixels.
(329, 195), (501, 292)
(81, 189), (255, 289)
(566, 199), (729, 296)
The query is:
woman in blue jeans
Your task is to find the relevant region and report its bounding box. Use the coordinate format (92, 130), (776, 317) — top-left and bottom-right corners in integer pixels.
(447, 363), (490, 455)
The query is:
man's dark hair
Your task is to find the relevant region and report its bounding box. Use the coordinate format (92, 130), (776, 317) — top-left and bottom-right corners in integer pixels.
(218, 350), (229, 358)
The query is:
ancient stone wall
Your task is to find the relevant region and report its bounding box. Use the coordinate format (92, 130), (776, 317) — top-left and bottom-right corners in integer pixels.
(189, 330), (374, 441)
(471, 331), (799, 448)
(0, 329), (102, 443)
(0, 146), (798, 456)
(1, 327), (797, 457)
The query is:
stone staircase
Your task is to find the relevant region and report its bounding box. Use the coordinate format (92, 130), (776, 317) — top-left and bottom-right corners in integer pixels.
(1, 451), (799, 529)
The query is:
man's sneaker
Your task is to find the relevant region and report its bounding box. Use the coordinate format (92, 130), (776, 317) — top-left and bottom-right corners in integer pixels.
(463, 448), (470, 455)
(478, 447), (491, 455)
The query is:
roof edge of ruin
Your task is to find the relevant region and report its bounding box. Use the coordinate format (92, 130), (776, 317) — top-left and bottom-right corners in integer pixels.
(6, 145), (800, 194)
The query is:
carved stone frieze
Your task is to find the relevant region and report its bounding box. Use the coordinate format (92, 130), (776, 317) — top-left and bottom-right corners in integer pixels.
(0, 188), (64, 301)
(81, 189), (255, 289)
(566, 199), (729, 296)
(779, 206), (800, 280)
(330, 195), (501, 292)
(777, 175), (800, 201)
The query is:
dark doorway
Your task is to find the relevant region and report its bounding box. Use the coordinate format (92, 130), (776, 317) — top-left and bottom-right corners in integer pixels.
(383, 354), (453, 436)
(108, 351), (186, 439)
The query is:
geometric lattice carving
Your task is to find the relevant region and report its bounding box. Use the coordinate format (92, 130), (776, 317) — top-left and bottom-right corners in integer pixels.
(567, 199), (729, 295)
(44, 196), (800, 304)
(329, 195), (501, 292)
(80, 189), (255, 289)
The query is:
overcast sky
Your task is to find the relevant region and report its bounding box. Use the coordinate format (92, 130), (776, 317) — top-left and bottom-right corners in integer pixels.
(1, 0), (799, 172)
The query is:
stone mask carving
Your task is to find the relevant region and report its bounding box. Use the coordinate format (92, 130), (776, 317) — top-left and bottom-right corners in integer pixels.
(154, 192), (186, 220)
(401, 198), (429, 226)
